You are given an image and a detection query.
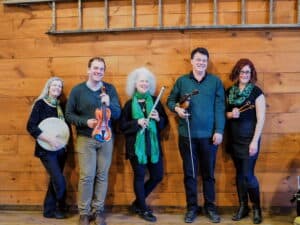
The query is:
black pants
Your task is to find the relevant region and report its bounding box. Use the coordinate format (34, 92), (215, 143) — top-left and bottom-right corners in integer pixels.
(39, 148), (67, 216)
(179, 135), (218, 212)
(130, 155), (163, 211)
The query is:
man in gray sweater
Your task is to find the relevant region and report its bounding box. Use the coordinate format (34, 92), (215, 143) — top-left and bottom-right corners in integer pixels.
(66, 57), (121, 225)
(167, 47), (225, 224)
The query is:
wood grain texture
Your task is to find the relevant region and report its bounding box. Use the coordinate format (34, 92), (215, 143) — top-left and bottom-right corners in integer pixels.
(0, 0), (299, 208)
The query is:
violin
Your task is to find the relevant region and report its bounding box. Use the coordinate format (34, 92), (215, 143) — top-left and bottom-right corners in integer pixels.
(178, 89), (199, 109)
(92, 86), (112, 142)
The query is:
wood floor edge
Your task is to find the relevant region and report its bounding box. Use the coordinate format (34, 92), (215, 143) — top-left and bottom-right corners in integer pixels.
(0, 205), (296, 215)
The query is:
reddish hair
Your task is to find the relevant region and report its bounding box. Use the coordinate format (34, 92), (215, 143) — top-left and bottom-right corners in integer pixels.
(230, 58), (257, 83)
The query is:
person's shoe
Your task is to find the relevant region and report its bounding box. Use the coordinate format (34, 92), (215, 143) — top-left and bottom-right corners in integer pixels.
(232, 205), (250, 221)
(253, 208), (262, 224)
(130, 201), (153, 214)
(205, 209), (220, 223)
(184, 210), (198, 223)
(79, 214), (90, 225)
(130, 201), (141, 214)
(94, 211), (107, 225)
(54, 209), (65, 219)
(43, 210), (65, 219)
(139, 210), (157, 222)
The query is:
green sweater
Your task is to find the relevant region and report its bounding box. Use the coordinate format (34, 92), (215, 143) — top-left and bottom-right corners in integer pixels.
(167, 72), (225, 138)
(65, 82), (121, 137)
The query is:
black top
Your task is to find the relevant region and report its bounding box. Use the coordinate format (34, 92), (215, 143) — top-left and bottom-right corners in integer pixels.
(226, 85), (263, 158)
(119, 96), (169, 160)
(27, 99), (65, 157)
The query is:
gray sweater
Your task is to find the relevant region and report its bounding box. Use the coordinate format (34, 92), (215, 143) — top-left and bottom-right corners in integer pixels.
(65, 82), (121, 137)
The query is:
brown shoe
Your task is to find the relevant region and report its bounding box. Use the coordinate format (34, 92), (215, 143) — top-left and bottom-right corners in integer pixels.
(79, 215), (90, 225)
(94, 211), (106, 225)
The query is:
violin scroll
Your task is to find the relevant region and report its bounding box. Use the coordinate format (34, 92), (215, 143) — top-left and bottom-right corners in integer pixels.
(178, 89), (199, 109)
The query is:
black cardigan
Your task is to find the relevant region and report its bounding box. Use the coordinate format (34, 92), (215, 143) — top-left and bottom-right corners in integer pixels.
(119, 96), (169, 160)
(27, 99), (65, 157)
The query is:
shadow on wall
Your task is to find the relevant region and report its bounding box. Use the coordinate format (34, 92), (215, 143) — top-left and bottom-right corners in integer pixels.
(266, 133), (300, 214)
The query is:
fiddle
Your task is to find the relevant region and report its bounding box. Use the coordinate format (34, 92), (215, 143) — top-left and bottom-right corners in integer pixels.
(178, 89), (199, 109)
(92, 86), (112, 142)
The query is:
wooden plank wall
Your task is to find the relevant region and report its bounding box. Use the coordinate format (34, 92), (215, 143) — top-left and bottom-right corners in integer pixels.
(0, 0), (299, 208)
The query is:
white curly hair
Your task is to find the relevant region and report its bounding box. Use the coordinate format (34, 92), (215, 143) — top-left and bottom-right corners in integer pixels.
(126, 67), (156, 97)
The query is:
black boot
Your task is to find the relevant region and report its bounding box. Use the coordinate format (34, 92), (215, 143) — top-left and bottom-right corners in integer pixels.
(253, 206), (262, 224)
(232, 180), (249, 221)
(232, 202), (250, 221)
(249, 187), (263, 224)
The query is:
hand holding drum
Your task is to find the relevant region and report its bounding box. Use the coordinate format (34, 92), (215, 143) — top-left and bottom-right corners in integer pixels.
(37, 117), (70, 151)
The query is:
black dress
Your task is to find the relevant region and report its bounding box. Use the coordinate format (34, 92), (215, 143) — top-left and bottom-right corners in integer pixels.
(226, 85), (263, 159)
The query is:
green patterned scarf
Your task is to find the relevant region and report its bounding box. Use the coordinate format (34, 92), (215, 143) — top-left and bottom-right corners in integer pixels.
(44, 95), (64, 121)
(132, 91), (159, 164)
(228, 83), (254, 105)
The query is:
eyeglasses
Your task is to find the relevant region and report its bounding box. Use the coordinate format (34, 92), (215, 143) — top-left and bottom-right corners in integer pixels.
(193, 58), (208, 63)
(240, 70), (251, 75)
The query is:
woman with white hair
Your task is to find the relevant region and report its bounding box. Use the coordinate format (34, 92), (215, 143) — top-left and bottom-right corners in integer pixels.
(27, 77), (67, 219)
(120, 67), (168, 222)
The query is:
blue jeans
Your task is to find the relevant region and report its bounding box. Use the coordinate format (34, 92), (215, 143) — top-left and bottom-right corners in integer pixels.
(179, 136), (218, 211)
(39, 148), (66, 216)
(130, 155), (163, 211)
(76, 135), (114, 215)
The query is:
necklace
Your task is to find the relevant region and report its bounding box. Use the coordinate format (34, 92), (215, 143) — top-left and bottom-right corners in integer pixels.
(138, 100), (146, 113)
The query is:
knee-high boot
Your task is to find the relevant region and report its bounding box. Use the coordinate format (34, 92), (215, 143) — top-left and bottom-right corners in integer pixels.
(249, 187), (262, 224)
(232, 180), (250, 221)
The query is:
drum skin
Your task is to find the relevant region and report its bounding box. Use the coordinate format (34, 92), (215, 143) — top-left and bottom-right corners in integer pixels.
(37, 117), (70, 151)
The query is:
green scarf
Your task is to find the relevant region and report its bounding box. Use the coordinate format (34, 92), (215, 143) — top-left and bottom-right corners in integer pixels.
(132, 91), (159, 164)
(228, 83), (254, 105)
(44, 95), (64, 121)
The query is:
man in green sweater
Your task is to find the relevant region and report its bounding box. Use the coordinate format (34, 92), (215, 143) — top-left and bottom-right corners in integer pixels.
(65, 57), (121, 225)
(167, 47), (225, 223)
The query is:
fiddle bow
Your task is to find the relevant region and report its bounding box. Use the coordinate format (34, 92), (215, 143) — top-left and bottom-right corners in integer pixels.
(177, 89), (199, 178)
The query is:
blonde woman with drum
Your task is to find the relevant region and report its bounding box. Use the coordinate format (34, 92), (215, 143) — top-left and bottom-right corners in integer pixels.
(27, 77), (68, 219)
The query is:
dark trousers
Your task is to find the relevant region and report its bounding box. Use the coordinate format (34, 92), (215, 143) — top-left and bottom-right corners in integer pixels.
(232, 153), (260, 207)
(130, 155), (163, 211)
(179, 136), (218, 211)
(39, 148), (67, 216)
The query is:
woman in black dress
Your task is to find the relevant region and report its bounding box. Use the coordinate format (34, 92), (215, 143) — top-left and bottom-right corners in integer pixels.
(226, 59), (266, 224)
(27, 77), (68, 219)
(120, 67), (168, 222)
